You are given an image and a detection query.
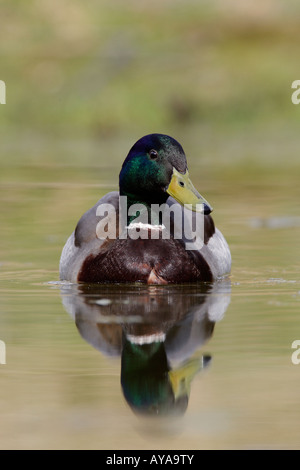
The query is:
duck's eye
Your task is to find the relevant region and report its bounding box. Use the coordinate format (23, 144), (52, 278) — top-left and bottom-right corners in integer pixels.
(149, 149), (158, 160)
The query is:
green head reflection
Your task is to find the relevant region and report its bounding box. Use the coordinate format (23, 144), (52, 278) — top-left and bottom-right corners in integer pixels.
(121, 338), (207, 416)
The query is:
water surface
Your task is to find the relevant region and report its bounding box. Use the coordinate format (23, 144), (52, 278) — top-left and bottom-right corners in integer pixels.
(0, 164), (299, 450)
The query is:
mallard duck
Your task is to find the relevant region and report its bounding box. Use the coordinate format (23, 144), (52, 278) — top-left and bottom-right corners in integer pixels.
(59, 134), (231, 284)
(60, 281), (231, 415)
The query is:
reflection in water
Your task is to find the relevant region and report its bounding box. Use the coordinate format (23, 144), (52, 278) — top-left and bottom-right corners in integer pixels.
(60, 281), (231, 417)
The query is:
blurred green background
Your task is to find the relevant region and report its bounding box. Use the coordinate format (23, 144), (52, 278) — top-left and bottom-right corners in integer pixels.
(1, 0), (300, 166)
(0, 0), (300, 275)
(1, 0), (300, 272)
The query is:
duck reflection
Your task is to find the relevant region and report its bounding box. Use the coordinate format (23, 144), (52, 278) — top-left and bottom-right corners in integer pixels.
(60, 281), (231, 416)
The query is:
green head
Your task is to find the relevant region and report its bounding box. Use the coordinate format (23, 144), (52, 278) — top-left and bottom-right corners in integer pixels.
(119, 133), (212, 214)
(121, 338), (189, 416)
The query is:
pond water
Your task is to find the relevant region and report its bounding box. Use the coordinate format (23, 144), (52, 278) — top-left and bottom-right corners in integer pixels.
(0, 161), (299, 450)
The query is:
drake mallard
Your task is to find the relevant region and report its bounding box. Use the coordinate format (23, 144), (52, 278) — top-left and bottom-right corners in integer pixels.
(59, 134), (231, 284)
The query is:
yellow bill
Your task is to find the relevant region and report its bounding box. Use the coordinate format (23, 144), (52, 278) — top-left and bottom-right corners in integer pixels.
(168, 357), (202, 400)
(166, 168), (212, 214)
